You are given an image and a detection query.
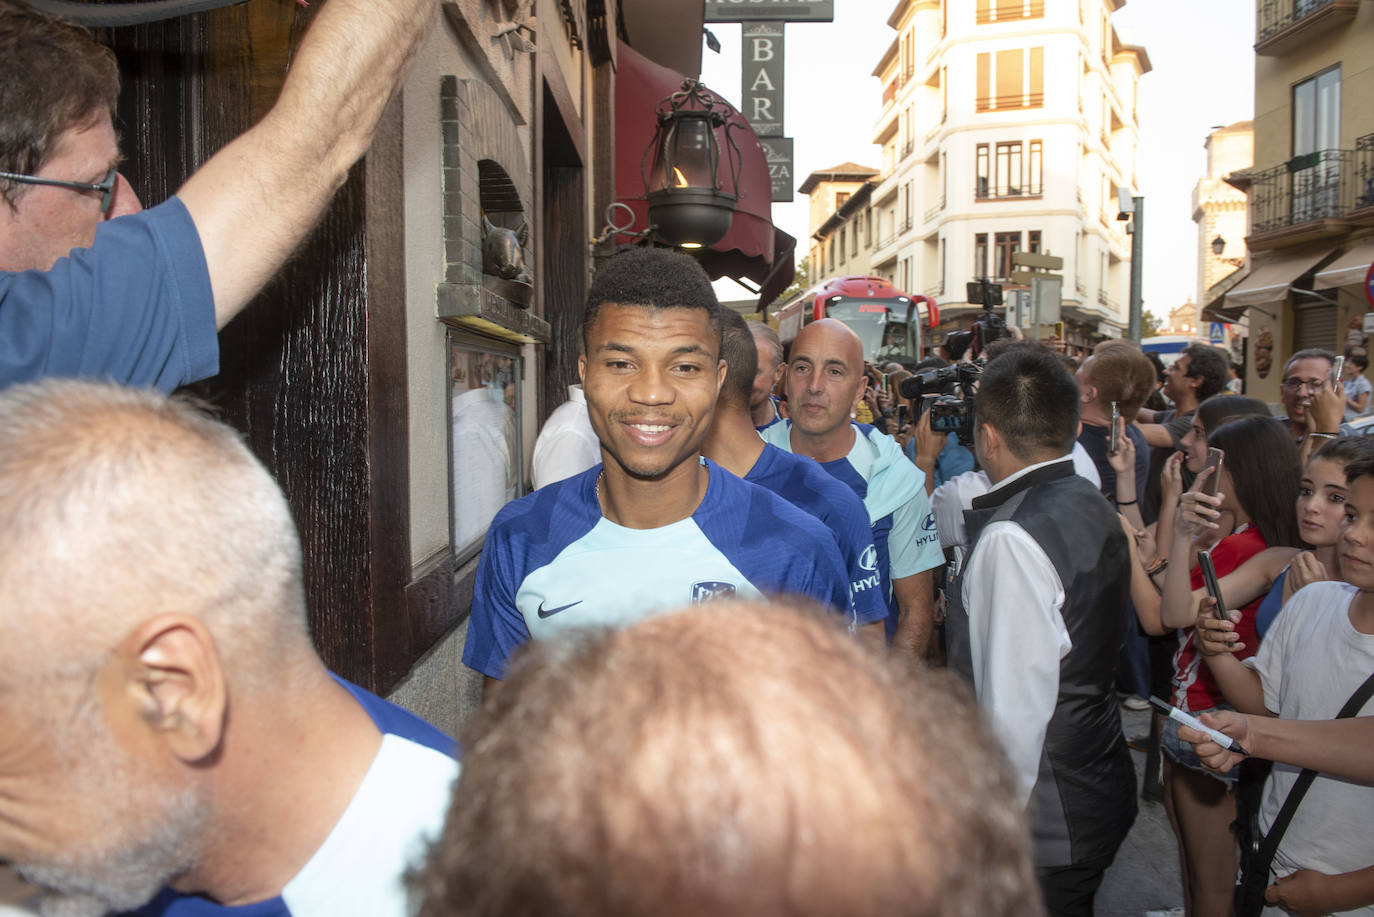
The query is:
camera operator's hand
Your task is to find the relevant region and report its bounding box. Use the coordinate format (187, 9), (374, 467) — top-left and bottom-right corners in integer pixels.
(913, 408), (945, 476)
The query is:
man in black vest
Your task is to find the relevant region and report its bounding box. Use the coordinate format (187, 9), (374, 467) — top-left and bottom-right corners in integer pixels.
(945, 348), (1136, 917)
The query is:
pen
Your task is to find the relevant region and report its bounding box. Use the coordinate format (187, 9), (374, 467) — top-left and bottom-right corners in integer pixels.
(1147, 696), (1250, 757)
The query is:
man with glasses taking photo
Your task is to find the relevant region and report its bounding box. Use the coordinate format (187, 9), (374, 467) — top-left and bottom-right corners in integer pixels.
(1275, 349), (1351, 455)
(0, 0), (437, 392)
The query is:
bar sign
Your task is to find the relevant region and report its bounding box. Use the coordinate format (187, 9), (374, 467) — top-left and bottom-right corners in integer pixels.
(741, 23), (784, 137)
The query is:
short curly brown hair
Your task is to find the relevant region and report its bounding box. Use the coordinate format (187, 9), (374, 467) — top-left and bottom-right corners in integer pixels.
(0, 0), (119, 208)
(409, 602), (1042, 917)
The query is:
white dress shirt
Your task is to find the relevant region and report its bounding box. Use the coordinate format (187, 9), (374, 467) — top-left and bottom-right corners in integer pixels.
(531, 384), (601, 490)
(960, 458), (1074, 806)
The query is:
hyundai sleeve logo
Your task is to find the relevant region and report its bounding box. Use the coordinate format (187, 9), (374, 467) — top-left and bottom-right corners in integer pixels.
(859, 545), (879, 571)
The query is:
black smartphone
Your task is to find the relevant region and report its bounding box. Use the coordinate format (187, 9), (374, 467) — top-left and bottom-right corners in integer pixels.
(1197, 549), (1228, 620)
(1110, 401), (1121, 454)
(897, 403), (910, 428)
(1200, 447), (1224, 497)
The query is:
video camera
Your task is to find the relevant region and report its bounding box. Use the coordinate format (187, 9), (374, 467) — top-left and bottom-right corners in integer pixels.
(897, 362), (982, 447)
(944, 280), (1009, 362)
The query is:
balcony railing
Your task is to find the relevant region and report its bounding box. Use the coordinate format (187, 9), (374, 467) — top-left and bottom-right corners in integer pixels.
(1257, 0), (1358, 55)
(976, 0), (1046, 24)
(875, 232), (898, 251)
(897, 216), (914, 235)
(975, 92), (1045, 113)
(975, 181), (1044, 200)
(1355, 133), (1374, 210)
(1249, 149), (1356, 235)
(1097, 288), (1108, 306)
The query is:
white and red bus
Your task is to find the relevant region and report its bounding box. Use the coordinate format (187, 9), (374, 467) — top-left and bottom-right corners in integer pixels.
(772, 275), (939, 365)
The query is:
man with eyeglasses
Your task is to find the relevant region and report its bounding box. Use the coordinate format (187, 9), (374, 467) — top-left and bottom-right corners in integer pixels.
(1276, 348), (1350, 453)
(0, 0), (437, 393)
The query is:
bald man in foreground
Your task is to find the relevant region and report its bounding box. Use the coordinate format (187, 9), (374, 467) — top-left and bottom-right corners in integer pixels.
(761, 319), (943, 659)
(412, 602), (1042, 917)
(0, 380), (457, 917)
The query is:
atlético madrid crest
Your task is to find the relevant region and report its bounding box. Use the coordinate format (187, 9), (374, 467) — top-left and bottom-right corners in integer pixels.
(691, 581), (737, 603)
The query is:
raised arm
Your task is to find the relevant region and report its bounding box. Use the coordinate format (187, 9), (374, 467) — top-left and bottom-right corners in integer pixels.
(177, 0), (438, 327)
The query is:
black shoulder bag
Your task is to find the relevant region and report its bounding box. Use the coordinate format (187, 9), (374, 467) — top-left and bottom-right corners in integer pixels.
(1234, 669), (1374, 917)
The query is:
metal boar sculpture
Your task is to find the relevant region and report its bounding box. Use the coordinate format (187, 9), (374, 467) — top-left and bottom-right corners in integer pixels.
(482, 215), (531, 286)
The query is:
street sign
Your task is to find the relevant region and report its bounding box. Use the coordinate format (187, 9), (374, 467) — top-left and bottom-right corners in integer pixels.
(1362, 312), (1374, 335)
(759, 137), (794, 202)
(1011, 251), (1064, 270)
(705, 0), (834, 22)
(1364, 260), (1374, 309)
(1208, 322), (1225, 345)
(741, 23), (784, 137)
(1032, 275), (1062, 325)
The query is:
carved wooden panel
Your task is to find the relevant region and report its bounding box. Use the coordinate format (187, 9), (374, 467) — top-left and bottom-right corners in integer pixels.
(99, 4), (414, 692)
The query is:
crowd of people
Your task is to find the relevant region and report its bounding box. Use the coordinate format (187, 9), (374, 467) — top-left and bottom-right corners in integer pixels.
(1, 0), (1372, 916)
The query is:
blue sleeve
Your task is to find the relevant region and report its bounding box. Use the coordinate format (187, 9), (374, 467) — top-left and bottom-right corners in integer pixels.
(461, 522), (533, 679)
(934, 433), (975, 489)
(834, 501), (887, 626)
(801, 536), (853, 617)
(0, 197), (218, 392)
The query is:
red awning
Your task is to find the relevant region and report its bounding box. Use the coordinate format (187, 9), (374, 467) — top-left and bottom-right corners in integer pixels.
(614, 43), (792, 308)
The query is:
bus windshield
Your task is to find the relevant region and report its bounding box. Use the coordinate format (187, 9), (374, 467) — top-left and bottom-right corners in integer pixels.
(826, 299), (916, 363)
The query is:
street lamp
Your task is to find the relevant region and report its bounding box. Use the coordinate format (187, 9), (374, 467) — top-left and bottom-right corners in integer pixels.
(1116, 188), (1144, 343)
(1211, 235), (1245, 267)
(642, 80), (742, 248)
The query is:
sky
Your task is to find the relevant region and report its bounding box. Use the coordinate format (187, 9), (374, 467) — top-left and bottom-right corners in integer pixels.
(698, 0), (1257, 320)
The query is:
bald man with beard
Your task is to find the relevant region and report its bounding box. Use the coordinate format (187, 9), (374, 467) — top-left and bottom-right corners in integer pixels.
(761, 319), (944, 660)
(0, 380), (458, 917)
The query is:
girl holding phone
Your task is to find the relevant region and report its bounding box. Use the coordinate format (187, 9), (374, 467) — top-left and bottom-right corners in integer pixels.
(1121, 416), (1303, 917)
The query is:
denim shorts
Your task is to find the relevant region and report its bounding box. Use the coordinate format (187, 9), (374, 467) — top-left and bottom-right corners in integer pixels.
(1160, 704), (1239, 785)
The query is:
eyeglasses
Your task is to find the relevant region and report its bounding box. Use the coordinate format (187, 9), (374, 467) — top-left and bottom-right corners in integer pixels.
(0, 167), (118, 214)
(1282, 377), (1326, 393)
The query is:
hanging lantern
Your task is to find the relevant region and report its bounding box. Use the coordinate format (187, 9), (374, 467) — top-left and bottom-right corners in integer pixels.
(642, 79), (742, 248)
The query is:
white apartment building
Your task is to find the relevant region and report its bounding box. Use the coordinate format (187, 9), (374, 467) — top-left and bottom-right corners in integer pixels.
(847, 0), (1148, 346)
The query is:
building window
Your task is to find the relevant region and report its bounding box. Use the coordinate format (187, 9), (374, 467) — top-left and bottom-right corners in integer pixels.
(976, 140), (1042, 198)
(852, 220), (860, 256)
(1028, 230), (1042, 254)
(1293, 66), (1341, 156)
(939, 237), (947, 293)
(839, 227), (847, 264)
(976, 47), (1044, 112)
(974, 233), (988, 279)
(994, 231), (1020, 279)
(866, 207), (873, 246)
(996, 142), (1023, 196)
(836, 191), (851, 210)
(976, 0), (1046, 24)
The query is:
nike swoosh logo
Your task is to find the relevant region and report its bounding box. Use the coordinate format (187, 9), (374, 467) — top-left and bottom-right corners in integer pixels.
(537, 600), (582, 619)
